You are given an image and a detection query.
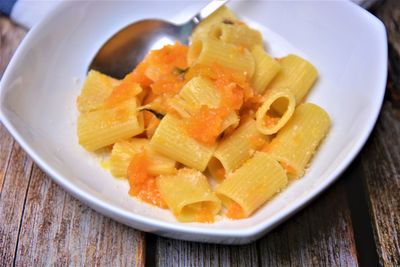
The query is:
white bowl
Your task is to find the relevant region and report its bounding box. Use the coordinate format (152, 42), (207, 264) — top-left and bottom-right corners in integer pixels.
(0, 1), (387, 244)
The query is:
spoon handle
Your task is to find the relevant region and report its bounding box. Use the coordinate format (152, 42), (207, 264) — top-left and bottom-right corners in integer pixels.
(192, 0), (230, 24)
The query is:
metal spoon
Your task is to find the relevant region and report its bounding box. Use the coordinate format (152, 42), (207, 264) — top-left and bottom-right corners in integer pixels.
(88, 0), (228, 79)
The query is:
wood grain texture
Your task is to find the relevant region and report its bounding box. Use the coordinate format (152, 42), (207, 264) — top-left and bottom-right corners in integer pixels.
(0, 123), (14, 193)
(0, 143), (33, 265)
(360, 102), (400, 266)
(156, 237), (259, 267)
(361, 2), (400, 265)
(257, 179), (358, 266)
(0, 17), (31, 266)
(14, 165), (145, 267)
(0, 16), (26, 194)
(374, 0), (400, 110)
(0, 17), (26, 77)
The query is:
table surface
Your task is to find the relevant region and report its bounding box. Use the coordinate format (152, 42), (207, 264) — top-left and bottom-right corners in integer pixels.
(1, 1), (399, 266)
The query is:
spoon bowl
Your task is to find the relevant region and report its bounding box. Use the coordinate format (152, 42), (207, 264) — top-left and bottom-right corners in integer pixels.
(89, 0), (228, 79)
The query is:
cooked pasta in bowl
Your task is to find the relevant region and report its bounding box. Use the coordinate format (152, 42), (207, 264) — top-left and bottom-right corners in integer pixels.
(0, 1), (387, 243)
(76, 6), (331, 223)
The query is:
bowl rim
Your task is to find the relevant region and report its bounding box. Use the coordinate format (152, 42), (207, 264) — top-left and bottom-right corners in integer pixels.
(0, 0), (388, 242)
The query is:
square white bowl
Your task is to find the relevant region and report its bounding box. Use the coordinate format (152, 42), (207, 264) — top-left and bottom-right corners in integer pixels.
(0, 1), (387, 244)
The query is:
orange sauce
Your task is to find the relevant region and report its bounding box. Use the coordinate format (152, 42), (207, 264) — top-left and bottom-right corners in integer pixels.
(104, 73), (140, 107)
(131, 61), (152, 87)
(151, 77), (185, 95)
(127, 151), (167, 208)
(264, 115), (280, 128)
(249, 134), (266, 149)
(215, 166), (226, 181)
(185, 64), (253, 111)
(281, 162), (297, 175)
(185, 106), (229, 145)
(133, 42), (189, 95)
(143, 110), (160, 138)
(195, 205), (214, 223)
(260, 143), (271, 152)
(226, 202), (245, 219)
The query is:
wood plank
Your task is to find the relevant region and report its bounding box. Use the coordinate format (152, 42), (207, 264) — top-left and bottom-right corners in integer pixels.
(0, 16), (26, 77)
(373, 0), (400, 106)
(0, 143), (33, 265)
(359, 102), (400, 266)
(0, 16), (32, 266)
(0, 124), (14, 193)
(360, 1), (400, 265)
(0, 16), (26, 196)
(14, 165), (145, 266)
(156, 236), (259, 267)
(257, 179), (358, 266)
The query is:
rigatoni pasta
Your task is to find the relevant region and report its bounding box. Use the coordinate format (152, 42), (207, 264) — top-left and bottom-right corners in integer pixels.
(265, 103), (331, 179)
(208, 119), (268, 180)
(76, 6), (330, 223)
(208, 21), (263, 49)
(77, 70), (121, 113)
(191, 6), (238, 43)
(268, 54), (318, 114)
(216, 152), (288, 218)
(251, 45), (281, 94)
(170, 76), (239, 132)
(150, 114), (215, 172)
(77, 99), (144, 151)
(188, 37), (255, 78)
(110, 139), (176, 178)
(157, 168), (221, 222)
(255, 87), (296, 135)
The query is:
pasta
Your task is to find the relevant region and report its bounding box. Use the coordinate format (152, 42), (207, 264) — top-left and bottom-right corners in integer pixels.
(77, 70), (121, 113)
(157, 168), (221, 222)
(216, 152), (287, 218)
(191, 6), (238, 43)
(267, 54), (318, 114)
(255, 87), (295, 135)
(169, 76), (239, 131)
(188, 37), (255, 77)
(149, 114), (215, 172)
(251, 45), (281, 94)
(76, 6), (331, 222)
(110, 138), (176, 178)
(77, 99), (144, 151)
(264, 103), (331, 179)
(208, 119), (268, 180)
(208, 21), (263, 49)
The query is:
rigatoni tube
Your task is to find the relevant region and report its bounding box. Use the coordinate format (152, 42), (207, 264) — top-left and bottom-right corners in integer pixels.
(77, 99), (144, 151)
(188, 37), (255, 78)
(267, 54), (318, 114)
(216, 152), (288, 218)
(255, 88), (296, 135)
(251, 45), (281, 94)
(208, 22), (263, 49)
(150, 114), (215, 171)
(77, 70), (120, 113)
(208, 119), (268, 180)
(110, 139), (176, 178)
(265, 103), (331, 179)
(157, 168), (221, 222)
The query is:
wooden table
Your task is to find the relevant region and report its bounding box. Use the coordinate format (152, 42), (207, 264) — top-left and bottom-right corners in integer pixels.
(1, 1), (399, 266)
